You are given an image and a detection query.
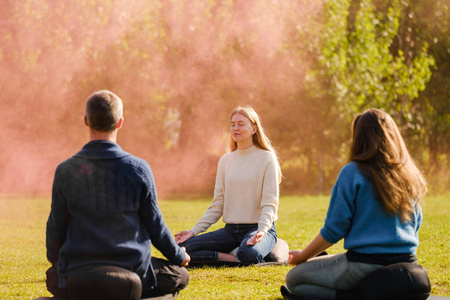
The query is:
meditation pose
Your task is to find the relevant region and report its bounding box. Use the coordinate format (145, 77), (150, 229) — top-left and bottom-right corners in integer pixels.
(46, 90), (190, 299)
(174, 105), (282, 264)
(282, 108), (428, 299)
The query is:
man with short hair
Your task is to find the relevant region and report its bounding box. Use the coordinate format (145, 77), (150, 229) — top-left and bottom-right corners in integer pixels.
(46, 90), (190, 298)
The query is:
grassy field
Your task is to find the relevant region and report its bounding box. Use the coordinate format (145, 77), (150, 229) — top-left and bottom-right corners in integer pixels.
(0, 195), (448, 299)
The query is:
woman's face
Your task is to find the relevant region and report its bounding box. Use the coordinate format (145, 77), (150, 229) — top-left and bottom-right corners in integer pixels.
(230, 113), (256, 149)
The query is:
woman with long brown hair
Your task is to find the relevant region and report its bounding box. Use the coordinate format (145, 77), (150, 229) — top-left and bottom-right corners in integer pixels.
(282, 108), (427, 299)
(174, 105), (282, 264)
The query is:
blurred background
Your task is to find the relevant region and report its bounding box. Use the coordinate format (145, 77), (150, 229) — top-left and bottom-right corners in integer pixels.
(1, 0), (448, 198)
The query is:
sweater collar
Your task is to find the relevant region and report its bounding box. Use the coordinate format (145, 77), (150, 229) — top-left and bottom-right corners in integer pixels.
(74, 140), (131, 160)
(235, 145), (257, 155)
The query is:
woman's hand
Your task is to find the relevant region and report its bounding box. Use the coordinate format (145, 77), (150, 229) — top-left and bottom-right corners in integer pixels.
(174, 230), (194, 244)
(289, 233), (333, 265)
(246, 231), (266, 245)
(288, 250), (305, 265)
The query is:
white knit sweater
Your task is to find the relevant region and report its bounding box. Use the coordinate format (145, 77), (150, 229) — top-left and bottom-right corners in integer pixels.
(190, 146), (279, 235)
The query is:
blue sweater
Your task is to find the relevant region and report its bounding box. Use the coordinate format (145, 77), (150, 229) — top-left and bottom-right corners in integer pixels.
(320, 162), (422, 255)
(46, 141), (185, 289)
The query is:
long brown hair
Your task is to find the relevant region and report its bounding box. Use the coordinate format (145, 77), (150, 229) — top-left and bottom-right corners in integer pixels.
(349, 108), (427, 222)
(228, 105), (282, 183)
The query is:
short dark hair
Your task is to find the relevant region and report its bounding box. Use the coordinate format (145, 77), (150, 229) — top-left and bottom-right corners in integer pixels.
(85, 90), (123, 132)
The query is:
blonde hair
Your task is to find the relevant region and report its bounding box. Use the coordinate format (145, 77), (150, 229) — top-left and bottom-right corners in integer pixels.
(350, 108), (427, 222)
(228, 105), (282, 183)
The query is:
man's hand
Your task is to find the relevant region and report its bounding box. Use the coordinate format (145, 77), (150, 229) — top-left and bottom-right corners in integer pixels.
(180, 247), (190, 267)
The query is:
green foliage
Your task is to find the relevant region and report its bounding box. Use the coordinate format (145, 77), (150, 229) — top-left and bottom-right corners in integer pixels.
(297, 0), (447, 194)
(1, 196), (449, 299)
(316, 0), (435, 119)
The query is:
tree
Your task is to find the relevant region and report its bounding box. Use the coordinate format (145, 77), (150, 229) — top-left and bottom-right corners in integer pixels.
(394, 0), (450, 192)
(299, 0), (435, 192)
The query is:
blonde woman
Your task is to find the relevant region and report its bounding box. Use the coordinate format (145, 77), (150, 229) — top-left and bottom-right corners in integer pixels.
(175, 105), (282, 264)
(282, 108), (427, 299)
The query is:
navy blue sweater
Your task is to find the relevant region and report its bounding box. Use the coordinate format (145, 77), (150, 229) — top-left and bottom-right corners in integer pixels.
(46, 141), (185, 288)
(320, 162), (422, 255)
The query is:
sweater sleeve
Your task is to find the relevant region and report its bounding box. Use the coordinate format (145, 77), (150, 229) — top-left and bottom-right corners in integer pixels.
(46, 164), (70, 264)
(320, 164), (356, 244)
(257, 156), (279, 233)
(190, 157), (226, 235)
(140, 162), (185, 265)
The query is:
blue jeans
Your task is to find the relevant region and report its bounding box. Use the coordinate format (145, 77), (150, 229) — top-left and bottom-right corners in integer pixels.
(180, 223), (277, 264)
(286, 253), (384, 299)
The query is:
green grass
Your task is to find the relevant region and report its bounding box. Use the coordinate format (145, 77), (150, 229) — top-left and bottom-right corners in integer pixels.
(0, 195), (448, 299)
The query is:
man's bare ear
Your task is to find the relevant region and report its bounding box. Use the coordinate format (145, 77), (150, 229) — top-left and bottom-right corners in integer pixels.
(84, 116), (89, 127)
(116, 117), (124, 129)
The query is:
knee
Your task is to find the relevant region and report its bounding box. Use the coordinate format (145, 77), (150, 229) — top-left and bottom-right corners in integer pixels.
(236, 247), (262, 264)
(153, 264), (190, 295)
(285, 267), (299, 289)
(179, 237), (203, 253)
(285, 264), (309, 290)
(150, 257), (190, 291)
(177, 266), (190, 291)
(179, 240), (194, 253)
